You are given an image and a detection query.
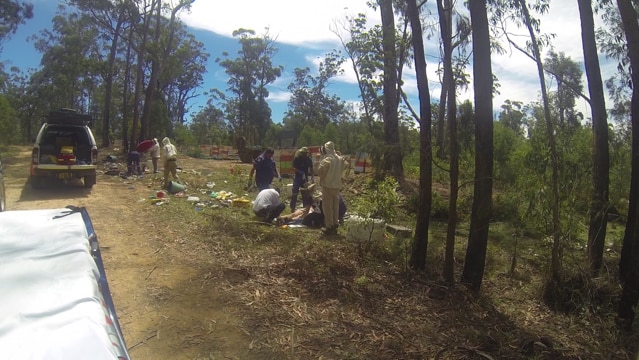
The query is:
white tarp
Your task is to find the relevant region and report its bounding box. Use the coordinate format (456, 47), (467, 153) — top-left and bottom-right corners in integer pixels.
(0, 208), (123, 359)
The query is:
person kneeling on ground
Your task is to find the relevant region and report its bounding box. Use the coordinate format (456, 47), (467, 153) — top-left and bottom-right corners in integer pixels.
(253, 187), (286, 224)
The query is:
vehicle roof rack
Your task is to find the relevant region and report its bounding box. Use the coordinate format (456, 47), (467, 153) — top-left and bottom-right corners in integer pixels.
(46, 108), (93, 126)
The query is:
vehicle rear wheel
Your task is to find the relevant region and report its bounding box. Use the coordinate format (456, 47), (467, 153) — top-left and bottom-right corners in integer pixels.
(30, 175), (45, 189)
(84, 175), (96, 188)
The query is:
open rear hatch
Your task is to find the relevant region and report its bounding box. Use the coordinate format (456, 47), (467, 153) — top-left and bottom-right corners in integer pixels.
(0, 207), (129, 359)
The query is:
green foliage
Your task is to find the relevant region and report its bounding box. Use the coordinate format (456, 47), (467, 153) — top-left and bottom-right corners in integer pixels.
(173, 123), (197, 151)
(189, 104), (230, 145)
(0, 1), (33, 43)
(215, 28), (282, 145)
(493, 121), (524, 187)
(283, 51), (347, 130)
(297, 126), (323, 147)
(491, 191), (523, 223)
(350, 176), (400, 223)
(430, 191), (449, 221)
(0, 95), (18, 144)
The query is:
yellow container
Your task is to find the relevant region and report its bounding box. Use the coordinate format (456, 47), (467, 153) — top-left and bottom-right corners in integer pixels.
(231, 198), (251, 207)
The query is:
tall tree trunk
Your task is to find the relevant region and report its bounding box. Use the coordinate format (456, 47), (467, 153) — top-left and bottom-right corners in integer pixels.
(407, 0), (433, 271)
(616, 0), (639, 330)
(102, 9), (125, 148)
(121, 23), (134, 155)
(438, 0), (458, 284)
(578, 0), (610, 277)
(460, 0), (493, 292)
(436, 80), (448, 159)
(140, 0), (193, 140)
(131, 0), (154, 150)
(520, 0), (563, 290)
(380, 0), (404, 179)
(140, 0), (161, 141)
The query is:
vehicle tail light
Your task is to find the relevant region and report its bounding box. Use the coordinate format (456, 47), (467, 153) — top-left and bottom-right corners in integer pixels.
(91, 148), (98, 165)
(56, 154), (76, 165)
(31, 148), (39, 164)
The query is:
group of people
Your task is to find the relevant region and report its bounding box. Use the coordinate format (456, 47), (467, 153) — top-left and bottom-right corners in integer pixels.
(126, 137), (180, 188)
(250, 141), (349, 236)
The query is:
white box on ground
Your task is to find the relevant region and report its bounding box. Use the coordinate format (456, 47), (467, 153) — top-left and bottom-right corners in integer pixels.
(345, 215), (385, 241)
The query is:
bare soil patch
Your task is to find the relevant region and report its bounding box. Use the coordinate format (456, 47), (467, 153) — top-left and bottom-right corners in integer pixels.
(4, 146), (257, 359)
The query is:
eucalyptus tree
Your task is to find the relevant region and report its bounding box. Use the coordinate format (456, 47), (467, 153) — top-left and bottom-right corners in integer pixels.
(2, 67), (41, 142)
(488, 0), (562, 297)
(130, 0), (156, 151)
(544, 51), (584, 130)
(68, 0), (138, 147)
(406, 0), (433, 271)
(139, 0), (195, 140)
(333, 3), (413, 169)
(518, 0), (562, 298)
(216, 28), (282, 146)
(162, 31), (208, 126)
(499, 99), (525, 135)
(437, 0), (471, 283)
(578, 0), (610, 277)
(0, 94), (18, 143)
(459, 0), (493, 293)
(615, 0), (639, 330)
(595, 0), (633, 110)
(284, 51), (347, 133)
(31, 11), (102, 112)
(379, 0), (404, 178)
(189, 102), (228, 145)
(0, 0), (33, 45)
(435, 0), (471, 159)
(333, 13), (382, 134)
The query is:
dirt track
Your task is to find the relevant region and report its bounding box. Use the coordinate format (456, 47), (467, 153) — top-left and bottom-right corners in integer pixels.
(3, 147), (255, 359)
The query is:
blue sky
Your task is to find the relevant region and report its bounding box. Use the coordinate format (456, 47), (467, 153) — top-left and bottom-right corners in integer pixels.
(0, 0), (617, 124)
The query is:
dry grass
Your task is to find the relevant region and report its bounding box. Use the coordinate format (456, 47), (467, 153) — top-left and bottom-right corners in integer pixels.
(143, 155), (638, 360)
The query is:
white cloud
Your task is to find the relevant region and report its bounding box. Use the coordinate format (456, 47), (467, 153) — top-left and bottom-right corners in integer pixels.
(268, 90), (291, 103)
(178, 0), (617, 120)
(180, 0), (378, 46)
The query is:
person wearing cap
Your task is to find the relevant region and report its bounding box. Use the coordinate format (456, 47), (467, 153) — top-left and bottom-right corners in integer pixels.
(318, 141), (349, 235)
(290, 146), (314, 211)
(248, 148), (281, 191)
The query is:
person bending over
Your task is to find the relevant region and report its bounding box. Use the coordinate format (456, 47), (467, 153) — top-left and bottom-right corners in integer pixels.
(253, 188), (286, 224)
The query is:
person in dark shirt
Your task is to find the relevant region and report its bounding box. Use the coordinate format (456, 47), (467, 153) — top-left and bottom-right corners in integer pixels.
(126, 151), (141, 176)
(290, 146), (314, 211)
(248, 148), (280, 191)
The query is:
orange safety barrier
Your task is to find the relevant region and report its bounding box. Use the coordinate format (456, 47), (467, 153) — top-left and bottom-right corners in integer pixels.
(220, 146), (230, 159)
(199, 145), (212, 158)
(354, 152), (369, 174)
(210, 146), (220, 159)
(279, 149), (295, 177)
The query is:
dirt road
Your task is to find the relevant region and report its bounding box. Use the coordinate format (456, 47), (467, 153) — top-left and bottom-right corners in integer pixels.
(3, 147), (255, 359)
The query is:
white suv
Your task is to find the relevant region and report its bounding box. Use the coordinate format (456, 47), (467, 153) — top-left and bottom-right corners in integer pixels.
(30, 109), (98, 189)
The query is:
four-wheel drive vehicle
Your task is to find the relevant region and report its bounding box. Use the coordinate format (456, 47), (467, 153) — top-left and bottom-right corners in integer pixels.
(30, 109), (98, 189)
(0, 207), (130, 359)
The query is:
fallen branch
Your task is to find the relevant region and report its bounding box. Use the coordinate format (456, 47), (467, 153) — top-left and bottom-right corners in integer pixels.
(145, 266), (158, 280)
(128, 331), (158, 351)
